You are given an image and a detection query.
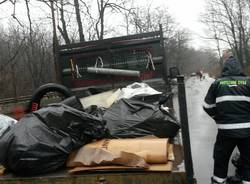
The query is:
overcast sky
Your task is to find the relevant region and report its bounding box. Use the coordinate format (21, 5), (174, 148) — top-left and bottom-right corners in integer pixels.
(0, 0), (213, 49)
(165, 0), (209, 48)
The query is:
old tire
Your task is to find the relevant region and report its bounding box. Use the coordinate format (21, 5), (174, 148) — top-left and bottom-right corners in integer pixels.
(27, 83), (72, 112)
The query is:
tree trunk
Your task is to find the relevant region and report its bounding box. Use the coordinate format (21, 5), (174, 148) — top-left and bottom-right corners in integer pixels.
(74, 0), (85, 42)
(50, 0), (60, 83)
(59, 0), (70, 44)
(100, 0), (104, 40)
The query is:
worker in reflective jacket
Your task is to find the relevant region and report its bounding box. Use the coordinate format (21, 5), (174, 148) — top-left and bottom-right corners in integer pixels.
(203, 50), (250, 184)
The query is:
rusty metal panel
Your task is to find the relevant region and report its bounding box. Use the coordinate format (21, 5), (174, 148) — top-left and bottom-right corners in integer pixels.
(57, 30), (166, 91)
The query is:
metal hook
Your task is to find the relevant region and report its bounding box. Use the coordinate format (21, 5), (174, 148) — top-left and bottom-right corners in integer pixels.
(146, 51), (155, 71)
(95, 56), (104, 68)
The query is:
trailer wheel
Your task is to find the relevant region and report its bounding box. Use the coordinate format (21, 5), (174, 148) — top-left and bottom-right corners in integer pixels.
(27, 83), (72, 112)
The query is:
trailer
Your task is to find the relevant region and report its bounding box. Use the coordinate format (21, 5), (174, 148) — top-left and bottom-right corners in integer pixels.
(0, 26), (196, 184)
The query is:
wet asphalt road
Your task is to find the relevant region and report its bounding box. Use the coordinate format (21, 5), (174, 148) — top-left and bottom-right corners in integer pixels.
(174, 76), (235, 184)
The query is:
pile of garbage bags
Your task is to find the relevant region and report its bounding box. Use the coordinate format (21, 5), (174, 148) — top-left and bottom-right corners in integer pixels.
(0, 82), (180, 176)
(0, 104), (108, 175)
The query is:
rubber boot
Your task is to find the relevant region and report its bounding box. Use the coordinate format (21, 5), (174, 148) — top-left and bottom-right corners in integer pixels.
(211, 177), (227, 184)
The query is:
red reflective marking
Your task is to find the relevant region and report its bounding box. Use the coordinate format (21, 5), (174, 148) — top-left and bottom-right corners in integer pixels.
(31, 103), (39, 112)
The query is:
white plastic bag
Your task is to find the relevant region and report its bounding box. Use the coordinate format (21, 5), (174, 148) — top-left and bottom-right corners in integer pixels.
(0, 114), (17, 138)
(118, 82), (162, 100)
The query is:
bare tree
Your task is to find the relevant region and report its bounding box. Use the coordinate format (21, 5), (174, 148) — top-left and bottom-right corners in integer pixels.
(120, 0), (135, 35)
(0, 24), (55, 99)
(202, 0), (250, 66)
(129, 5), (177, 39)
(37, 0), (59, 81)
(0, 31), (25, 98)
(86, 0), (131, 40)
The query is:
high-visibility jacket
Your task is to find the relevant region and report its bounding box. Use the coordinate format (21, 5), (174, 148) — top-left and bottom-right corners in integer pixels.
(203, 57), (250, 138)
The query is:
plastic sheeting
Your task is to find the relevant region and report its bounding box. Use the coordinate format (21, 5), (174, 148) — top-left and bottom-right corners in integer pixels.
(0, 104), (108, 175)
(103, 99), (180, 138)
(0, 114), (17, 138)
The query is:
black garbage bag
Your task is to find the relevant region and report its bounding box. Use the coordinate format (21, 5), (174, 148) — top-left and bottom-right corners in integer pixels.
(85, 105), (106, 118)
(103, 99), (180, 138)
(60, 95), (84, 111)
(0, 104), (108, 176)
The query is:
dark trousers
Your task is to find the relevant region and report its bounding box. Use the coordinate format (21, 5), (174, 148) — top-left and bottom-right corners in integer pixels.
(214, 133), (250, 181)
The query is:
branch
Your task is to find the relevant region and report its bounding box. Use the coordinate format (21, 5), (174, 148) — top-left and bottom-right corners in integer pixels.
(107, 2), (131, 12)
(25, 0), (33, 39)
(57, 25), (70, 44)
(10, 0), (24, 27)
(11, 14), (24, 27)
(0, 0), (8, 4)
(36, 0), (51, 8)
(79, 0), (94, 19)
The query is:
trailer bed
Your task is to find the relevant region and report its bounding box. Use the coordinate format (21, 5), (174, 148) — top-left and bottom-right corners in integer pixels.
(0, 145), (186, 184)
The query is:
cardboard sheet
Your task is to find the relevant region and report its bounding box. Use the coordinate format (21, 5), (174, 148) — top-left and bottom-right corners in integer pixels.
(80, 89), (121, 108)
(81, 138), (169, 164)
(67, 138), (174, 174)
(68, 146), (174, 173)
(67, 148), (149, 168)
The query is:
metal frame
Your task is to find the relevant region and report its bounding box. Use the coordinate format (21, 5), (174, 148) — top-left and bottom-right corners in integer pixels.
(177, 75), (196, 184)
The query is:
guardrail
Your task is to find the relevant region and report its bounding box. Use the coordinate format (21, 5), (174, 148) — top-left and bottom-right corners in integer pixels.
(0, 96), (31, 105)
